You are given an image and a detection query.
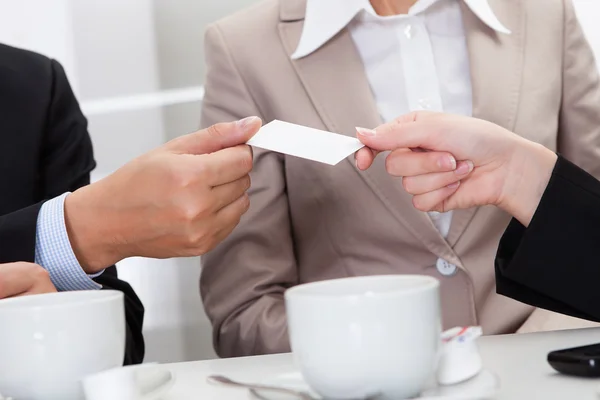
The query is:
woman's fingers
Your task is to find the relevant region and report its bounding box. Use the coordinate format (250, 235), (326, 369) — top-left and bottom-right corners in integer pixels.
(386, 150), (457, 176)
(356, 145), (458, 176)
(412, 182), (461, 212)
(355, 147), (378, 170)
(356, 112), (436, 152)
(402, 161), (473, 195)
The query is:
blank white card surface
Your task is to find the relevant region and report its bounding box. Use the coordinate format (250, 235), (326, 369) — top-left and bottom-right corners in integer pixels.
(246, 120), (365, 165)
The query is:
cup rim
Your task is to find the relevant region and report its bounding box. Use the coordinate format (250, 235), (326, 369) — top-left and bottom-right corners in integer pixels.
(285, 275), (439, 299)
(0, 289), (123, 311)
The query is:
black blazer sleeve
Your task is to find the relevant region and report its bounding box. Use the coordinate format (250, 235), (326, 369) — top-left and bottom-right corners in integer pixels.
(0, 204), (42, 264)
(0, 49), (144, 364)
(496, 156), (600, 322)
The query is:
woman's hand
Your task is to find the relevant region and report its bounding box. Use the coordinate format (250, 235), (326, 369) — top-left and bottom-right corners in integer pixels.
(355, 112), (557, 226)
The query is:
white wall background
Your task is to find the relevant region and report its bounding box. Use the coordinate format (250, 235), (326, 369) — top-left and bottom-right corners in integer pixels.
(0, 0), (599, 363)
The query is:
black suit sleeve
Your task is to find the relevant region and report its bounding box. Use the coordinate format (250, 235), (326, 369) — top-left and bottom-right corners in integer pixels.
(0, 57), (144, 364)
(0, 204), (43, 264)
(496, 156), (600, 322)
(39, 60), (96, 194)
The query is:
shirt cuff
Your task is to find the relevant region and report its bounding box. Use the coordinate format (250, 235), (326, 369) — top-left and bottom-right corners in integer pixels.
(35, 193), (103, 291)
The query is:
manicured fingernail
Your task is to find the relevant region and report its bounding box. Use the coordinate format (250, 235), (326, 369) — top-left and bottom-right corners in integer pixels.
(448, 181), (460, 189)
(356, 127), (376, 136)
(439, 155), (456, 170)
(237, 116), (261, 132)
(455, 160), (474, 175)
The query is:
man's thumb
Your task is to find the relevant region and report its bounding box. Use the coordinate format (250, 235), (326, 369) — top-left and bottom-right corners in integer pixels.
(166, 116), (262, 155)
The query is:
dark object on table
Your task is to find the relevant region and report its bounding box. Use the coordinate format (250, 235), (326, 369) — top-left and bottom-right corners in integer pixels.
(548, 343), (600, 377)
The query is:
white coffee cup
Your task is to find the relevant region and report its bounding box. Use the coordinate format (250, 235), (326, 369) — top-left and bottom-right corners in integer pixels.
(285, 275), (441, 400)
(0, 290), (126, 400)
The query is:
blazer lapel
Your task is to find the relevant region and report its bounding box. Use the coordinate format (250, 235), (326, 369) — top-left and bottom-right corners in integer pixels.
(447, 0), (526, 247)
(278, 18), (461, 264)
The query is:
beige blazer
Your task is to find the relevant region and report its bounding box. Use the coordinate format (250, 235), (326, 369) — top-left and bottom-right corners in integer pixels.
(200, 0), (600, 358)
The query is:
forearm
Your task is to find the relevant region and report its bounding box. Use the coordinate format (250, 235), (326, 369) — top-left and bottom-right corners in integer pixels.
(63, 183), (124, 274)
(499, 139), (557, 227)
(216, 297), (289, 357)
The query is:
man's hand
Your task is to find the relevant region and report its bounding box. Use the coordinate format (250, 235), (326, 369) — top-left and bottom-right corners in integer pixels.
(355, 112), (557, 227)
(65, 117), (262, 273)
(0, 262), (57, 299)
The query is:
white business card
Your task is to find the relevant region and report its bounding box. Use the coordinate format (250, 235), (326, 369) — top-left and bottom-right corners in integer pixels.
(246, 120), (365, 165)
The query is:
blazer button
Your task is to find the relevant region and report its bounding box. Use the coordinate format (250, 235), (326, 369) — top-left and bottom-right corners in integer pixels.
(436, 258), (457, 277)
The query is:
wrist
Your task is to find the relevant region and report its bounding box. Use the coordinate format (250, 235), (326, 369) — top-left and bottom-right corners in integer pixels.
(499, 139), (557, 227)
(63, 184), (124, 273)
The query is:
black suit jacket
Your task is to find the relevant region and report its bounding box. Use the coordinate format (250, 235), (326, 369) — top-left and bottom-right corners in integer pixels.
(0, 44), (144, 364)
(496, 156), (600, 322)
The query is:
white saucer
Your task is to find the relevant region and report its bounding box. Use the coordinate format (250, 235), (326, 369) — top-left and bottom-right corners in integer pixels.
(250, 370), (499, 400)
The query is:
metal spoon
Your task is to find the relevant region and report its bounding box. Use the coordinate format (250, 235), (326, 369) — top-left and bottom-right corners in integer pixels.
(207, 375), (317, 400)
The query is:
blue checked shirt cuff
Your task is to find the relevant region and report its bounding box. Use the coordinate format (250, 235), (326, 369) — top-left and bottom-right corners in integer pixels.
(35, 193), (104, 291)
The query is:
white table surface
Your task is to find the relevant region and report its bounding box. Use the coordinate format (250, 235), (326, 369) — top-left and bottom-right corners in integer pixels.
(163, 327), (600, 400)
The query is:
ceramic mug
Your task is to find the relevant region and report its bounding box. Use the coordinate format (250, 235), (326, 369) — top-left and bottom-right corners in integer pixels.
(285, 275), (442, 400)
(0, 290), (125, 400)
